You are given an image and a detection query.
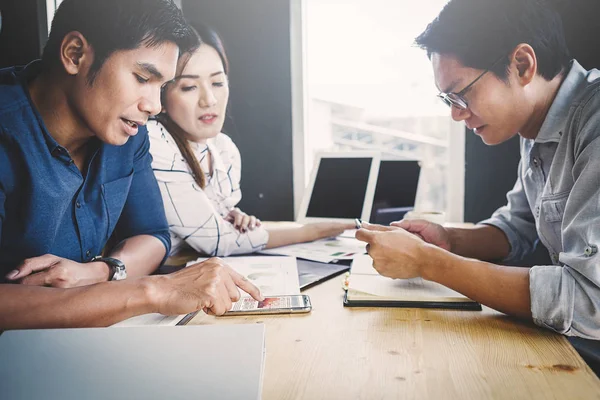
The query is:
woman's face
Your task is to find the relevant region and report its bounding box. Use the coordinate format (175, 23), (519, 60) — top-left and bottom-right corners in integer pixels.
(164, 44), (229, 143)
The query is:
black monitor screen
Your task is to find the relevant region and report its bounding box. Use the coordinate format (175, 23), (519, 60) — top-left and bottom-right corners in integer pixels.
(306, 157), (373, 219)
(371, 160), (420, 214)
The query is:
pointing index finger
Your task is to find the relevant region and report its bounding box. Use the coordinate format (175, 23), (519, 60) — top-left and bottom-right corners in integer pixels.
(230, 271), (264, 301)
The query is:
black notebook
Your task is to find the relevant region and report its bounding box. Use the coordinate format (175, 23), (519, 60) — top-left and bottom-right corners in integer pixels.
(343, 255), (481, 311)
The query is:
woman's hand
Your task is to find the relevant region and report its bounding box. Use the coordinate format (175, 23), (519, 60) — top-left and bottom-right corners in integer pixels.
(225, 207), (261, 233)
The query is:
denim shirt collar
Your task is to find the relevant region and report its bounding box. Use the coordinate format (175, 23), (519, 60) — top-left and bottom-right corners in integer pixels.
(16, 60), (66, 155)
(535, 59), (586, 144)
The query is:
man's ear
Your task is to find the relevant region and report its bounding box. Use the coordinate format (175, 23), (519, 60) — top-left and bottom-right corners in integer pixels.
(509, 43), (537, 86)
(59, 31), (92, 76)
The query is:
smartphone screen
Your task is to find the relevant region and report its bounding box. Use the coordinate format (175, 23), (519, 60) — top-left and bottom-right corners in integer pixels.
(224, 295), (311, 315)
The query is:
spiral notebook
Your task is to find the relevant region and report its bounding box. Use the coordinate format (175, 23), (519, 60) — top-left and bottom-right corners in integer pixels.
(343, 255), (481, 310)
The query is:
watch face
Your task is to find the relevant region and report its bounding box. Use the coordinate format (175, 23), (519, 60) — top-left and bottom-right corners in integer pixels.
(112, 268), (127, 281)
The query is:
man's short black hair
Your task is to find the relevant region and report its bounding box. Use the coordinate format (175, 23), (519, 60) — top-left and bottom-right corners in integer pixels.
(42, 0), (199, 82)
(415, 0), (571, 81)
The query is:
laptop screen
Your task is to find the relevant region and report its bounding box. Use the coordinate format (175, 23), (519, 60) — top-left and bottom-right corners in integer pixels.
(306, 157), (373, 219)
(371, 160), (420, 214)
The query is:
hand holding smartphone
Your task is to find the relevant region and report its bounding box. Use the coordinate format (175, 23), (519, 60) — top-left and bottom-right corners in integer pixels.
(222, 295), (312, 316)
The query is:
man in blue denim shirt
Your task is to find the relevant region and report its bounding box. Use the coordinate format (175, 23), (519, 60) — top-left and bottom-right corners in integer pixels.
(0, 0), (262, 330)
(356, 0), (600, 370)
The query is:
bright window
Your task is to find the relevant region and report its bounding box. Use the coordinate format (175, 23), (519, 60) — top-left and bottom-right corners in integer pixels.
(46, 0), (64, 33)
(292, 0), (464, 222)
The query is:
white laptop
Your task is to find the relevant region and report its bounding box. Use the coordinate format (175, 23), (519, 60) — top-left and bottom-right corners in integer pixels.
(369, 159), (421, 222)
(0, 324), (266, 400)
(297, 151), (381, 223)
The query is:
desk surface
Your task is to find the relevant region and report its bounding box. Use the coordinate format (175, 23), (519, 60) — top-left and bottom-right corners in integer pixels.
(189, 277), (600, 399)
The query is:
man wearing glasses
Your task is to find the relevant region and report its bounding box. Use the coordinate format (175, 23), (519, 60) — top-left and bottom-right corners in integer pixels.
(356, 0), (600, 372)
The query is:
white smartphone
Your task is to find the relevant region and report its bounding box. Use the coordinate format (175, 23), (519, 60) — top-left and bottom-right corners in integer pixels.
(223, 295), (312, 316)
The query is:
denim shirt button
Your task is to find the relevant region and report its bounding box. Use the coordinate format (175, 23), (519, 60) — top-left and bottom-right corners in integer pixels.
(532, 157), (539, 167)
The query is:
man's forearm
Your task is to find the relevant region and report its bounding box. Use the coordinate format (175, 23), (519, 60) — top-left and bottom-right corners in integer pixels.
(423, 246), (532, 319)
(0, 278), (157, 330)
(108, 235), (167, 278)
(447, 224), (511, 261)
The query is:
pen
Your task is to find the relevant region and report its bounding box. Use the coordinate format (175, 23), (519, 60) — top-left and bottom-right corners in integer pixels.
(354, 218), (362, 230)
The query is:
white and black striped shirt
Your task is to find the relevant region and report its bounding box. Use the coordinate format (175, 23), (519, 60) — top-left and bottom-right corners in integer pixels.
(148, 120), (269, 256)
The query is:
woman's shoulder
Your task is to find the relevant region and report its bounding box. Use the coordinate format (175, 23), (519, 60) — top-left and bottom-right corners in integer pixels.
(148, 120), (179, 149)
(213, 132), (237, 149)
(147, 120), (185, 169)
(212, 133), (241, 160)
(147, 120), (174, 141)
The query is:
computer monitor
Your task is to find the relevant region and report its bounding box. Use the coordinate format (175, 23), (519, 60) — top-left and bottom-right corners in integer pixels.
(297, 152), (380, 223)
(370, 160), (421, 223)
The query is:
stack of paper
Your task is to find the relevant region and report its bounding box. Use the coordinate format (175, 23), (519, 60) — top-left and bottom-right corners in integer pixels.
(344, 255), (481, 310)
(114, 256), (300, 327)
(259, 237), (367, 263)
(112, 312), (194, 327)
(186, 256), (301, 296)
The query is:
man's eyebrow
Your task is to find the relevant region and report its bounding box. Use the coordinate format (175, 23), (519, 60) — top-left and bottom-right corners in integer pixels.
(136, 62), (164, 80)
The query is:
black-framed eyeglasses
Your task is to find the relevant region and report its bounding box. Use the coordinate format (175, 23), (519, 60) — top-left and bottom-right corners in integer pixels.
(437, 56), (505, 110)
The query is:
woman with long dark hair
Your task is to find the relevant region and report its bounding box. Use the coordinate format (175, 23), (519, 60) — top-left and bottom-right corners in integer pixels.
(148, 23), (353, 257)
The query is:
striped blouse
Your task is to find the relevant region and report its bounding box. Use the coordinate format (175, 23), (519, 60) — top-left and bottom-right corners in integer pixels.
(147, 120), (269, 256)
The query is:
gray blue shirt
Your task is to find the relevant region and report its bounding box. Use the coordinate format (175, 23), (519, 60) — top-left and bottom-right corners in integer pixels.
(481, 60), (600, 339)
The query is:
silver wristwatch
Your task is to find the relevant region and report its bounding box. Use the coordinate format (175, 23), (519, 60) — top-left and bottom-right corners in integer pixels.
(91, 256), (127, 281)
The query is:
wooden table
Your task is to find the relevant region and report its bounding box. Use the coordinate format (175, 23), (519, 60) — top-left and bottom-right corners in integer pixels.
(189, 277), (600, 399)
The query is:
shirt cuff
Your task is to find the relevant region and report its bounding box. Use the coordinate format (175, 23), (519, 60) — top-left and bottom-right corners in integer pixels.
(248, 227), (269, 252)
(529, 265), (575, 335)
(478, 217), (524, 262)
(150, 232), (171, 266)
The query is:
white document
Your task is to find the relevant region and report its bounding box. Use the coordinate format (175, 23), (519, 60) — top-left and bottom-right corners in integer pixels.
(112, 313), (189, 327)
(348, 255), (472, 302)
(115, 256), (300, 326)
(259, 237), (367, 263)
(186, 256), (301, 296)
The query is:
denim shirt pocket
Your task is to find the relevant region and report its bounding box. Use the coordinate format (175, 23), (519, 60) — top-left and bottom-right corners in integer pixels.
(539, 192), (569, 254)
(101, 170), (134, 240)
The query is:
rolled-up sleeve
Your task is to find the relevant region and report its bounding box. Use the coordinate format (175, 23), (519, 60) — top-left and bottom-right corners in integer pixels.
(479, 156), (539, 263)
(529, 133), (600, 339)
(113, 129), (171, 257)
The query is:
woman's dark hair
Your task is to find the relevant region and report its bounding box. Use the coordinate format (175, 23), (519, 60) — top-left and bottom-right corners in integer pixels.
(41, 0), (199, 83)
(158, 22), (230, 189)
(415, 0), (571, 81)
